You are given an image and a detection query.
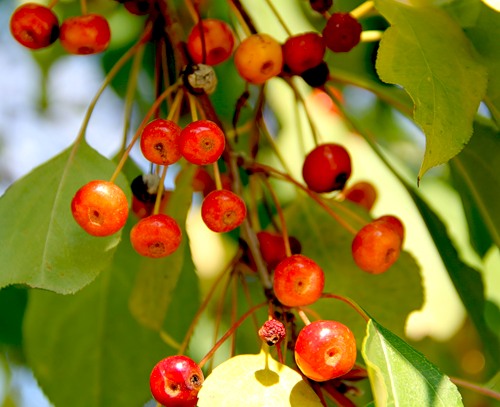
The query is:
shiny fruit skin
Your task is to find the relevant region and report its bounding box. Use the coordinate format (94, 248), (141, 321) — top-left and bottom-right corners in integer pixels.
(71, 180), (129, 237)
(344, 181), (377, 211)
(322, 13), (362, 53)
(295, 320), (357, 381)
(10, 3), (59, 50)
(130, 214), (182, 258)
(257, 231), (301, 269)
(201, 190), (246, 233)
(282, 32), (326, 75)
(140, 119), (182, 165)
(180, 120), (225, 165)
(302, 143), (352, 193)
(187, 19), (236, 66)
(351, 220), (402, 274)
(376, 215), (405, 242)
(59, 14), (110, 55)
(234, 33), (283, 84)
(149, 355), (204, 407)
(273, 254), (325, 307)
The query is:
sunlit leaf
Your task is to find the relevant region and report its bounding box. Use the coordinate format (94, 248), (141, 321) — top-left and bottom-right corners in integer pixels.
(23, 220), (171, 407)
(375, 0), (487, 179)
(363, 319), (463, 406)
(450, 120), (500, 256)
(197, 347), (322, 407)
(0, 142), (130, 294)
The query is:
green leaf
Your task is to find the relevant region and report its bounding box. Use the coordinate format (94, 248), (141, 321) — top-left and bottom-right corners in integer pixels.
(23, 220), (171, 407)
(0, 142), (130, 294)
(285, 196), (423, 342)
(197, 347), (323, 407)
(129, 165), (199, 335)
(362, 319), (463, 406)
(406, 187), (500, 369)
(375, 0), (488, 179)
(450, 120), (500, 257)
(0, 286), (27, 347)
(465, 4), (500, 124)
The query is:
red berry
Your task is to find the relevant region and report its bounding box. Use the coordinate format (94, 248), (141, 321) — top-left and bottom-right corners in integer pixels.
(295, 320), (357, 381)
(180, 120), (225, 165)
(344, 181), (377, 211)
(376, 215), (405, 242)
(300, 61), (330, 88)
(256, 231), (301, 269)
(322, 13), (362, 53)
(71, 180), (129, 237)
(130, 214), (182, 258)
(351, 219), (402, 274)
(282, 32), (326, 75)
(309, 0), (333, 13)
(10, 3), (59, 50)
(187, 19), (236, 66)
(201, 190), (246, 233)
(59, 14), (111, 55)
(273, 254), (324, 307)
(150, 355), (204, 407)
(234, 33), (283, 84)
(140, 119), (182, 166)
(302, 143), (352, 193)
(258, 319), (286, 346)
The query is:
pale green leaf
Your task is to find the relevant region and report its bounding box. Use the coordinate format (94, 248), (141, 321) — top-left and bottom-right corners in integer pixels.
(197, 347), (322, 407)
(0, 142), (130, 294)
(375, 0), (488, 178)
(363, 319), (463, 407)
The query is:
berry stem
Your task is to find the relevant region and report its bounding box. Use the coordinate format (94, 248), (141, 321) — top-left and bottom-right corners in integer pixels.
(188, 92), (199, 122)
(361, 30), (383, 43)
(213, 162), (223, 190)
(80, 0), (87, 15)
(350, 0), (375, 20)
(47, 0), (58, 8)
(321, 293), (370, 322)
(260, 175), (292, 257)
(450, 376), (500, 401)
(166, 89), (184, 121)
(152, 165), (168, 215)
(198, 301), (267, 369)
(323, 382), (358, 407)
(109, 82), (180, 184)
(263, 0), (292, 36)
(227, 0), (257, 37)
(184, 0), (199, 23)
(297, 308), (311, 325)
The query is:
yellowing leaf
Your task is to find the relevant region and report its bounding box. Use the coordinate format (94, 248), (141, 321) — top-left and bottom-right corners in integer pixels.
(197, 347), (322, 407)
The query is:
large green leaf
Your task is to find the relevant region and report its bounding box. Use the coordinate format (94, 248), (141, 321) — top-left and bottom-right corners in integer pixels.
(363, 319), (463, 406)
(23, 220), (173, 407)
(465, 4), (500, 124)
(0, 286), (27, 347)
(375, 0), (488, 179)
(407, 188), (500, 370)
(285, 196), (423, 342)
(0, 142), (130, 294)
(450, 120), (500, 257)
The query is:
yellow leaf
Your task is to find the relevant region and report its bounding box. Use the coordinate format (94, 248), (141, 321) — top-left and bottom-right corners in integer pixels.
(197, 347), (322, 407)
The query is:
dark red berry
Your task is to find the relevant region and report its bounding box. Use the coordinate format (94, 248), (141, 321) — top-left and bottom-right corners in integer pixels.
(302, 143), (352, 193)
(273, 254), (325, 307)
(201, 190), (247, 233)
(300, 61), (330, 88)
(282, 32), (326, 75)
(257, 231), (301, 269)
(150, 355), (204, 407)
(295, 320), (357, 381)
(309, 0), (333, 13)
(258, 319), (286, 346)
(10, 3), (59, 50)
(322, 13), (362, 53)
(187, 19), (236, 66)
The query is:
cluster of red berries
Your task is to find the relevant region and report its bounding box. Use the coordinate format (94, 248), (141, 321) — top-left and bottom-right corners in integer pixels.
(9, 3), (111, 54)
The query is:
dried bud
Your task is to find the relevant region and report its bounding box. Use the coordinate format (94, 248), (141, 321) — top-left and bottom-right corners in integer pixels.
(258, 319), (286, 346)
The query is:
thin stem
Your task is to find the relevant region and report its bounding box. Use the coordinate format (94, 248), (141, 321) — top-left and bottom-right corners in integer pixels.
(350, 0), (375, 19)
(152, 165), (168, 215)
(360, 30), (383, 43)
(227, 0), (257, 37)
(297, 308), (311, 325)
(263, 0), (292, 36)
(178, 252), (242, 355)
(80, 0), (87, 15)
(188, 93), (199, 122)
(321, 293), (370, 322)
(450, 376), (500, 401)
(166, 89), (184, 121)
(109, 82), (180, 183)
(198, 301), (268, 369)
